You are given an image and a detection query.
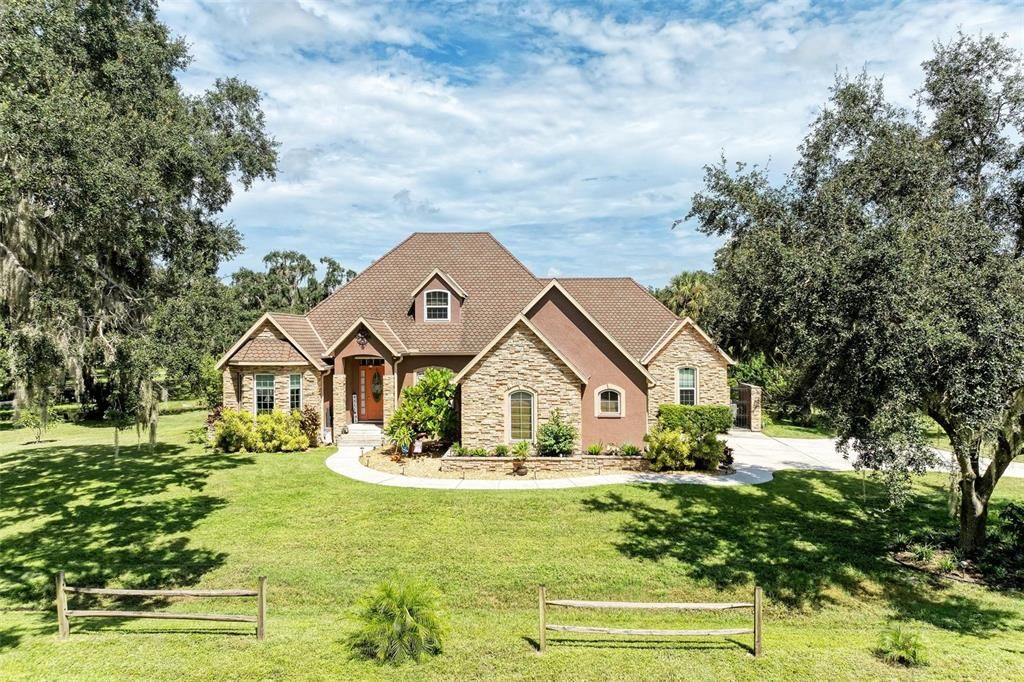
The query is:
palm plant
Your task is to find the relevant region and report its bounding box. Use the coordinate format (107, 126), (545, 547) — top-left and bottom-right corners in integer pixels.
(348, 577), (445, 665)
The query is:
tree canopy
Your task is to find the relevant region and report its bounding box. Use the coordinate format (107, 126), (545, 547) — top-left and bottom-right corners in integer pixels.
(1, 0), (277, 433)
(687, 32), (1024, 553)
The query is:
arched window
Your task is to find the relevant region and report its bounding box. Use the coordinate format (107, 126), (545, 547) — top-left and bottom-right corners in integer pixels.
(425, 290), (450, 320)
(594, 384), (624, 417)
(509, 390), (534, 441)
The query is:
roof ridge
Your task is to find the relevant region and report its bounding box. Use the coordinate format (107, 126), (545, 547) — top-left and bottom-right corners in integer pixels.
(305, 233), (418, 321)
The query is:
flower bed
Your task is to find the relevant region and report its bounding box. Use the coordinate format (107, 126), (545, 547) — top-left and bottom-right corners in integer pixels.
(439, 453), (649, 473)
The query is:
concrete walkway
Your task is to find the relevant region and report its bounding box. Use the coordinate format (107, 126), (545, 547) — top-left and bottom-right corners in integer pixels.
(324, 430), (1024, 491)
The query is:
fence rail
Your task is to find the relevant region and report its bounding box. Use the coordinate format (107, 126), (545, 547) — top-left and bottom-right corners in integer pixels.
(538, 585), (763, 656)
(56, 572), (267, 641)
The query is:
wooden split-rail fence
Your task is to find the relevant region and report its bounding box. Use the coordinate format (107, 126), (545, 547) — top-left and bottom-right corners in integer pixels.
(538, 585), (763, 656)
(55, 572), (267, 640)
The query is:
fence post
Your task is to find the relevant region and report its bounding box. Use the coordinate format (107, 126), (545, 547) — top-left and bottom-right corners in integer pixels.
(56, 572), (69, 640)
(753, 586), (763, 657)
(256, 576), (267, 641)
(538, 585), (546, 653)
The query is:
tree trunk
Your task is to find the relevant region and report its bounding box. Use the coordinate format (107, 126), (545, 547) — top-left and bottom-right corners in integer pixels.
(958, 478), (988, 555)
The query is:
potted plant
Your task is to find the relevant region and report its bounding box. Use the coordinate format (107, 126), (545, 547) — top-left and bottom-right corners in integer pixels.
(511, 441), (530, 475)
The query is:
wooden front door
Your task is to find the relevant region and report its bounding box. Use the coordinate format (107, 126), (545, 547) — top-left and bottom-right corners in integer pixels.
(359, 363), (384, 422)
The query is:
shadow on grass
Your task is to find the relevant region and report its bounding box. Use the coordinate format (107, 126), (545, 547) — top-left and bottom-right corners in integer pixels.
(0, 439), (252, 649)
(581, 471), (1017, 636)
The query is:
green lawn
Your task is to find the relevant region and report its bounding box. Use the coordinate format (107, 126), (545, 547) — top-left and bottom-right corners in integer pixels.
(2, 413), (1023, 680)
(761, 416), (834, 439)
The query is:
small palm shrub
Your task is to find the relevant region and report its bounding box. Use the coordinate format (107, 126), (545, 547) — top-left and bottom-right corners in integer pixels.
(620, 443), (642, 457)
(875, 623), (927, 666)
(467, 447), (488, 457)
(512, 440), (531, 458)
(910, 543), (935, 563)
(493, 444), (509, 457)
(604, 443), (621, 456)
(449, 442), (464, 456)
(642, 426), (693, 471)
(586, 442), (604, 456)
(348, 578), (445, 665)
(536, 409), (576, 457)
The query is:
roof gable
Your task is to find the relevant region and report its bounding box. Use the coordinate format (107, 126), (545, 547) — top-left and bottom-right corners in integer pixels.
(410, 269), (467, 300)
(216, 313), (326, 370)
(452, 315), (587, 385)
(641, 318), (736, 366)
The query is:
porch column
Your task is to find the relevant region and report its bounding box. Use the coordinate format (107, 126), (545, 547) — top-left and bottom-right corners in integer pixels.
(332, 369), (347, 441)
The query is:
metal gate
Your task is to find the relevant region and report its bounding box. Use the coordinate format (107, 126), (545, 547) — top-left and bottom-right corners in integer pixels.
(732, 385), (751, 429)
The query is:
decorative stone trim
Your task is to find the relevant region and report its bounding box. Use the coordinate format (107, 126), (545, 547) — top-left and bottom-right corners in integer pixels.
(440, 455), (649, 473)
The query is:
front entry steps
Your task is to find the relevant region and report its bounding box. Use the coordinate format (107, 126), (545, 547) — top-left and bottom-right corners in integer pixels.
(337, 423), (384, 449)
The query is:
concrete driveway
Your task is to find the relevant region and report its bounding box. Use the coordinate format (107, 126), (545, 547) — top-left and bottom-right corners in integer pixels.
(727, 429), (1024, 480)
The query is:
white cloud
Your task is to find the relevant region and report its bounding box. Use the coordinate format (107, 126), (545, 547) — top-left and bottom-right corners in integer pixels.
(158, 0), (1024, 286)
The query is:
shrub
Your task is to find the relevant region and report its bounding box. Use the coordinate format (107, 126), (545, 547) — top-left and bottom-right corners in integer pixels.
(15, 410), (44, 443)
(449, 442), (464, 456)
(348, 577), (445, 665)
(690, 432), (726, 471)
(493, 444), (509, 457)
(512, 440), (531, 458)
(875, 624), (927, 667)
(977, 502), (1024, 586)
(385, 368), (456, 447)
(535, 409), (576, 457)
(586, 443), (603, 456)
(604, 443), (621, 456)
(938, 555), (957, 574)
(250, 411), (309, 452)
(642, 426), (693, 471)
(467, 447), (488, 457)
(657, 404), (732, 435)
(213, 409), (254, 452)
(186, 426), (209, 446)
(213, 409), (309, 453)
(620, 443), (642, 457)
(299, 406), (321, 447)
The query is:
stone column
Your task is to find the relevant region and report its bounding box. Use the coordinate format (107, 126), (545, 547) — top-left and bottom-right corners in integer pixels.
(222, 369), (239, 410)
(382, 373), (396, 425)
(332, 369), (347, 441)
(744, 383), (763, 432)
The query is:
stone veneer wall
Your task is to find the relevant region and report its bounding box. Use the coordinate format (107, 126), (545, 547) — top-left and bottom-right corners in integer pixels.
(223, 366), (319, 415)
(383, 374), (396, 426)
(460, 322), (582, 451)
(646, 326), (730, 426)
(440, 455), (649, 473)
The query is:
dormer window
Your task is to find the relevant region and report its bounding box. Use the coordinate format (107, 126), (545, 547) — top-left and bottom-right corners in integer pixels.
(425, 290), (450, 321)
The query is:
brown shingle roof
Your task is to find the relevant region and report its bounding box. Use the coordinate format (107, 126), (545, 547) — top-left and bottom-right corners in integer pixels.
(229, 332), (307, 365)
(307, 233), (544, 355)
(544, 277), (680, 361)
(226, 234), (689, 365)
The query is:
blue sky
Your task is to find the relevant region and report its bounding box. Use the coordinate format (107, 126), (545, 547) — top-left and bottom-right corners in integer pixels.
(159, 0), (1023, 287)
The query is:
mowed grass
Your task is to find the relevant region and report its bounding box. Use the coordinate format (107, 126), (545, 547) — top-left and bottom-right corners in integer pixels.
(2, 412), (1023, 681)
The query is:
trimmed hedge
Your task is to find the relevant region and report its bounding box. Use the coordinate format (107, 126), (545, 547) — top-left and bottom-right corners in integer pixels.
(657, 404), (732, 435)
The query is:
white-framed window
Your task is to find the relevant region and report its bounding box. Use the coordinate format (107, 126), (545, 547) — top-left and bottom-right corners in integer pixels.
(594, 383), (624, 417)
(677, 367), (697, 406)
(425, 289), (450, 321)
(255, 374), (275, 414)
(508, 389), (535, 441)
(289, 374), (302, 411)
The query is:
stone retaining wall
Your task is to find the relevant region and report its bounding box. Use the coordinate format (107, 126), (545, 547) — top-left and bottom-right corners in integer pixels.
(440, 454), (649, 473)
